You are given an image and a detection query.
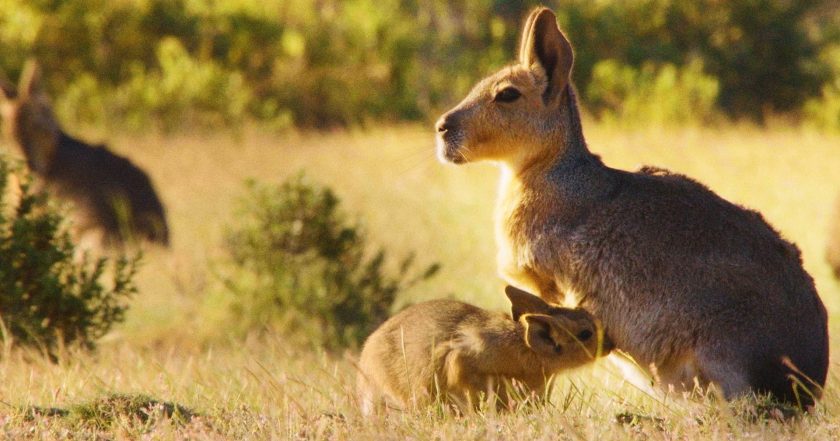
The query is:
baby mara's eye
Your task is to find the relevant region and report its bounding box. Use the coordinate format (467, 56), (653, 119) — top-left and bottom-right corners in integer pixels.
(494, 87), (521, 103)
(576, 329), (593, 341)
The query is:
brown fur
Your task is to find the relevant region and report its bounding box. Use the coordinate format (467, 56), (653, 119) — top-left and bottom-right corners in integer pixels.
(0, 61), (169, 247)
(435, 8), (828, 408)
(356, 286), (610, 414)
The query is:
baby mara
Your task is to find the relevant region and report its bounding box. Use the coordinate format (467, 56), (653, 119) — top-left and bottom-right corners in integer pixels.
(357, 286), (611, 414)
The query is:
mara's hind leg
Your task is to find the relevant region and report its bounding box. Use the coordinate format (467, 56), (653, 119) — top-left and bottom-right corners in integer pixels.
(623, 350), (748, 401)
(748, 355), (824, 409)
(694, 348), (758, 402)
(698, 343), (825, 409)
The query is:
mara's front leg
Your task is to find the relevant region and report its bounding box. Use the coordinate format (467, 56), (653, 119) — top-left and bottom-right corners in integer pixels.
(498, 251), (562, 304)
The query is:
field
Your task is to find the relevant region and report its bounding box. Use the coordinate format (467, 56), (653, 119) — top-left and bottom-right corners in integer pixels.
(2, 123), (840, 439)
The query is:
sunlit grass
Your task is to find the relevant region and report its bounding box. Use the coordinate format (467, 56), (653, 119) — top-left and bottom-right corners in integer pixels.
(1, 123), (839, 438)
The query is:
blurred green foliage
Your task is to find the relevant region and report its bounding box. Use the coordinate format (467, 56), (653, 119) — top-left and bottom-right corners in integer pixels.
(805, 44), (840, 131)
(0, 0), (838, 129)
(220, 174), (439, 349)
(587, 59), (720, 126)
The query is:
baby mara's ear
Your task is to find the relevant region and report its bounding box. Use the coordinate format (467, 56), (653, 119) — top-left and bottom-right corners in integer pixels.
(0, 77), (15, 101)
(505, 285), (551, 321)
(521, 313), (564, 357)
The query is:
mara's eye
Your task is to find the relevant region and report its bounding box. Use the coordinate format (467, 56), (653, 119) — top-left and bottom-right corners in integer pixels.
(577, 329), (593, 341)
(494, 87), (521, 103)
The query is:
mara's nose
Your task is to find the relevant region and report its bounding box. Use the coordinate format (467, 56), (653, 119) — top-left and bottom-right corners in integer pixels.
(435, 116), (451, 133)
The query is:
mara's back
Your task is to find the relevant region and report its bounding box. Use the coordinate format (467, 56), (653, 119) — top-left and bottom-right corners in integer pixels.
(357, 300), (495, 409)
(544, 166), (828, 402)
(48, 133), (170, 245)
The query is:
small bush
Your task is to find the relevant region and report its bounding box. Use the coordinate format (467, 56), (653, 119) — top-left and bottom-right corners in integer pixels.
(0, 156), (138, 352)
(221, 174), (439, 349)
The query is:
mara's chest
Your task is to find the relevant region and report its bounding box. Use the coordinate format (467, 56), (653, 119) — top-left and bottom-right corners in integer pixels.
(493, 170), (591, 305)
(494, 185), (570, 300)
(494, 184), (533, 272)
(494, 174), (566, 265)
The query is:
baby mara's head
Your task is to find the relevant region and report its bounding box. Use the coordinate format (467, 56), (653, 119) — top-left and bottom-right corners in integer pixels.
(507, 285), (612, 371)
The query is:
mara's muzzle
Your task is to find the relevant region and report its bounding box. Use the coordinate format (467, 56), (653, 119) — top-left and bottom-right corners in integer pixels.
(435, 112), (467, 164)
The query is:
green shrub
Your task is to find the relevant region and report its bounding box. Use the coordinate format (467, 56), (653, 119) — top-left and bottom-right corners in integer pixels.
(0, 156), (138, 353)
(1, 0), (837, 128)
(587, 59), (719, 126)
(221, 174), (439, 349)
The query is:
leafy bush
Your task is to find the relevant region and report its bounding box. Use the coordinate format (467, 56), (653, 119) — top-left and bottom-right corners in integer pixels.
(587, 59), (719, 126)
(0, 156), (138, 352)
(221, 174), (439, 349)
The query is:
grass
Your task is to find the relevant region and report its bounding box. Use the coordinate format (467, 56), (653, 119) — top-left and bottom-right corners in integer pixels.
(2, 122), (840, 439)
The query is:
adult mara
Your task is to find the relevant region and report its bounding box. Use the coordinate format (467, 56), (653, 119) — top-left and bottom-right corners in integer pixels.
(435, 7), (828, 407)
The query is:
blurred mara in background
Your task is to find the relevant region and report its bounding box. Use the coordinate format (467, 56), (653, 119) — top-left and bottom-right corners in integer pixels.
(0, 61), (169, 248)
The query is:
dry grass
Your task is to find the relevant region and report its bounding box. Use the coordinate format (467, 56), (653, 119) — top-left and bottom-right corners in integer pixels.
(1, 123), (840, 439)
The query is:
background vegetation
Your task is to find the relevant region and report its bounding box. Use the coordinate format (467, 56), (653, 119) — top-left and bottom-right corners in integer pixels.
(1, 0), (838, 130)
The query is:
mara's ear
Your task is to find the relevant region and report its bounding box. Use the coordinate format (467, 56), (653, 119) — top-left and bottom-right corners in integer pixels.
(522, 314), (561, 357)
(518, 8), (573, 103)
(506, 285), (550, 321)
(517, 8), (541, 63)
(0, 77), (15, 101)
(19, 59), (43, 99)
